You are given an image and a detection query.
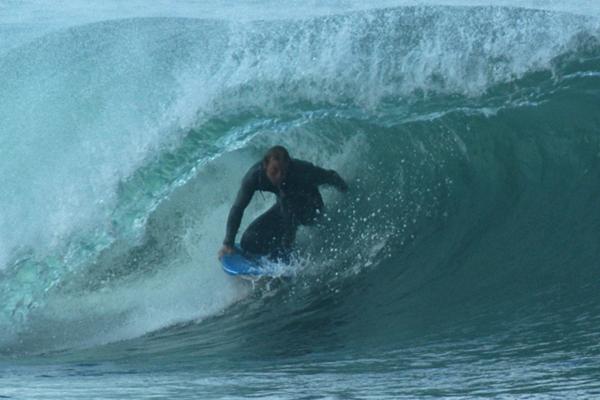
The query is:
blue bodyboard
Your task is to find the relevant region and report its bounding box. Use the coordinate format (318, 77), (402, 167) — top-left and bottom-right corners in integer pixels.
(220, 245), (289, 278)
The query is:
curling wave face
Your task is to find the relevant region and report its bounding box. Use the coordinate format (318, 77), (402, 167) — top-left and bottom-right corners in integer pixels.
(1, 5), (600, 373)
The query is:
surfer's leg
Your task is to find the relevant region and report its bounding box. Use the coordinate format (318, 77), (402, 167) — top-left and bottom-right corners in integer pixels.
(240, 204), (286, 255)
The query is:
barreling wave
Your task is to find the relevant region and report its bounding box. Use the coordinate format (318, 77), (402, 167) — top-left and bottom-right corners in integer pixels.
(1, 5), (600, 358)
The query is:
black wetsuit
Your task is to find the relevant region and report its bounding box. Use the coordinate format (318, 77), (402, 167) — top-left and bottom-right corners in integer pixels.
(223, 159), (348, 256)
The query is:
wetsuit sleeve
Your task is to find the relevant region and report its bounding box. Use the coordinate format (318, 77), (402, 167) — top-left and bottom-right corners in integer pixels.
(223, 172), (256, 246)
(310, 164), (349, 192)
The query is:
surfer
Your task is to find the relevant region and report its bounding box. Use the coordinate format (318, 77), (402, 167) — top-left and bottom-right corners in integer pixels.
(218, 145), (348, 259)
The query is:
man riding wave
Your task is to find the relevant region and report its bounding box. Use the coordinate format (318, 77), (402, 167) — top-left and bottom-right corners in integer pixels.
(219, 145), (348, 259)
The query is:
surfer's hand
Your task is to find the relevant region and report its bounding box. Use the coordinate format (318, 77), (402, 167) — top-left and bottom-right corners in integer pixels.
(218, 245), (235, 259)
(340, 180), (349, 193)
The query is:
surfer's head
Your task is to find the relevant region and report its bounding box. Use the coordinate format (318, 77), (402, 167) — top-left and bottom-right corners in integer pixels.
(263, 145), (290, 187)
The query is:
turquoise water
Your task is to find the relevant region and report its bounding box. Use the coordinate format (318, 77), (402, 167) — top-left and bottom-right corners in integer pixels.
(2, 1), (600, 398)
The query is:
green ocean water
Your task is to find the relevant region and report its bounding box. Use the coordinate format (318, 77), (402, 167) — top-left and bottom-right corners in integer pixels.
(1, 3), (600, 398)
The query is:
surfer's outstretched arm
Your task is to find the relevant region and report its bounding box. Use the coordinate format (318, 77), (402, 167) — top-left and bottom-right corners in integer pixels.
(326, 169), (349, 192)
(310, 164), (349, 192)
(223, 178), (255, 247)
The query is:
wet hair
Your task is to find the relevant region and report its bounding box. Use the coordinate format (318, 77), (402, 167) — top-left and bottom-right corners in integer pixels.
(262, 145), (291, 169)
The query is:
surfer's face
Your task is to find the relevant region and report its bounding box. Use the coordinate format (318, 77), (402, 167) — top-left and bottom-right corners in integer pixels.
(266, 160), (286, 187)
